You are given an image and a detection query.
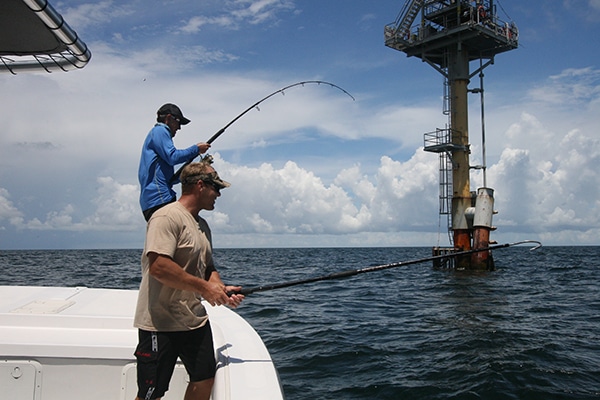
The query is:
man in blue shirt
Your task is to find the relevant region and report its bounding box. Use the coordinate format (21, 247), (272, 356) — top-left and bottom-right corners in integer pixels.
(138, 103), (210, 221)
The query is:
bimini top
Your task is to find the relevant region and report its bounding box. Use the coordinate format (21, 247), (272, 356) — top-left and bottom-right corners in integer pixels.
(0, 0), (91, 74)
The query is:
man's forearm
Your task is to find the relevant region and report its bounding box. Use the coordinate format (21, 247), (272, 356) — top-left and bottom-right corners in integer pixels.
(149, 253), (210, 294)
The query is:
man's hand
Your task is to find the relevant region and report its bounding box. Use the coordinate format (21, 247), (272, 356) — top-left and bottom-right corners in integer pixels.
(201, 283), (244, 308)
(201, 281), (231, 307)
(197, 142), (211, 154)
(225, 286), (244, 308)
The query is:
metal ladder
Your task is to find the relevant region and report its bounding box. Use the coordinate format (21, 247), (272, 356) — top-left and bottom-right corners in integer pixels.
(393, 0), (424, 36)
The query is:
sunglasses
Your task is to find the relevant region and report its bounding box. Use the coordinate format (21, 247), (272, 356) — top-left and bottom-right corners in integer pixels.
(202, 180), (221, 194)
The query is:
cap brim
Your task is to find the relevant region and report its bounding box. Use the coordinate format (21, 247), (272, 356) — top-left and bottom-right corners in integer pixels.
(214, 179), (230, 189)
(179, 116), (191, 125)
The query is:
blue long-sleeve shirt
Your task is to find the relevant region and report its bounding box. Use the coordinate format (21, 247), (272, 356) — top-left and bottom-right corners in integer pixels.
(138, 123), (199, 211)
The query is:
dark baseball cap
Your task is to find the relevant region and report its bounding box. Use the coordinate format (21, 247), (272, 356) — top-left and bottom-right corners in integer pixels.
(157, 103), (191, 125)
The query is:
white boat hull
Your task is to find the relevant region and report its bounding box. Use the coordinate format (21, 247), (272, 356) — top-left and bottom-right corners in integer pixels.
(0, 286), (283, 399)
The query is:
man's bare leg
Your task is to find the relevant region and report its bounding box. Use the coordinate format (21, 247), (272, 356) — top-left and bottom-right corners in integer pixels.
(184, 378), (214, 400)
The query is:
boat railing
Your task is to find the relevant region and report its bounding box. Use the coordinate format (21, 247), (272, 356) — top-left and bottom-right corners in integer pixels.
(385, 1), (518, 49)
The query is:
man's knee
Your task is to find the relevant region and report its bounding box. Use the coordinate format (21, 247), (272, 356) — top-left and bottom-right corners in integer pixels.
(185, 378), (214, 400)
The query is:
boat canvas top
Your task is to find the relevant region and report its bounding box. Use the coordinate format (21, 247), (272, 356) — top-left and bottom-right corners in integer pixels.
(0, 0), (91, 73)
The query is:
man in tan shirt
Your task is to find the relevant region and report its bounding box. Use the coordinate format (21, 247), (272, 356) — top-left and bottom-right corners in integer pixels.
(134, 158), (244, 400)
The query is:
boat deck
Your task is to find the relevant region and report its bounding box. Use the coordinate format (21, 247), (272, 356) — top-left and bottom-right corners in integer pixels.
(0, 285), (283, 400)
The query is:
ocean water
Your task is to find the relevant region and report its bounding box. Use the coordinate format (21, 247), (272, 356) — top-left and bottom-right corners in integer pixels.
(1, 246), (599, 399)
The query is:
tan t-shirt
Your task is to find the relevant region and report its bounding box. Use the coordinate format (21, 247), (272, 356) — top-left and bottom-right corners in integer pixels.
(134, 201), (213, 331)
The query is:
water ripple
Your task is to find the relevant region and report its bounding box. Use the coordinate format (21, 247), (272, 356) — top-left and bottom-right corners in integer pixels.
(1, 246), (599, 399)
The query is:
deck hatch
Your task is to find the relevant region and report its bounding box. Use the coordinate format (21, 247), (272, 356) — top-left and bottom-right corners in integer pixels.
(10, 299), (75, 314)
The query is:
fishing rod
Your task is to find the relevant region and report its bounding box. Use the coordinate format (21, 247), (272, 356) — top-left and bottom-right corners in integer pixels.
(171, 80), (355, 183)
(230, 240), (542, 296)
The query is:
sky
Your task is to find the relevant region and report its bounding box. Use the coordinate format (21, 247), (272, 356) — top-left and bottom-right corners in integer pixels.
(1, 0), (599, 250)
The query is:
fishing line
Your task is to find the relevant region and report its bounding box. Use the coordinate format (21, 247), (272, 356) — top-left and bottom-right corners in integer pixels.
(171, 80), (355, 183)
(230, 240), (542, 296)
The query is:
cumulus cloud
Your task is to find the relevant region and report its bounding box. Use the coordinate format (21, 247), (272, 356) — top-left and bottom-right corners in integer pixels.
(208, 151), (439, 235)
(0, 179), (142, 233)
(489, 115), (600, 236)
(3, 63), (600, 247)
(0, 188), (25, 229)
(84, 177), (142, 229)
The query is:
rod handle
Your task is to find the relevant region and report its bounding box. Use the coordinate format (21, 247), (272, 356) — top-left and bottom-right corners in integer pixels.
(227, 289), (252, 296)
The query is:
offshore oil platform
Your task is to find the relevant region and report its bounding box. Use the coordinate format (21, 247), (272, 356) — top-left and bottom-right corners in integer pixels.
(384, 0), (518, 270)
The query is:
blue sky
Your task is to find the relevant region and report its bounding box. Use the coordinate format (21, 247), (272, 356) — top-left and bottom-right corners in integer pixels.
(1, 0), (599, 249)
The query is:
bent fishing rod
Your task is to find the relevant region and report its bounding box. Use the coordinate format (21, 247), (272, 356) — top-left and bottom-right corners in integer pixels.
(171, 80), (355, 184)
(229, 240), (542, 296)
